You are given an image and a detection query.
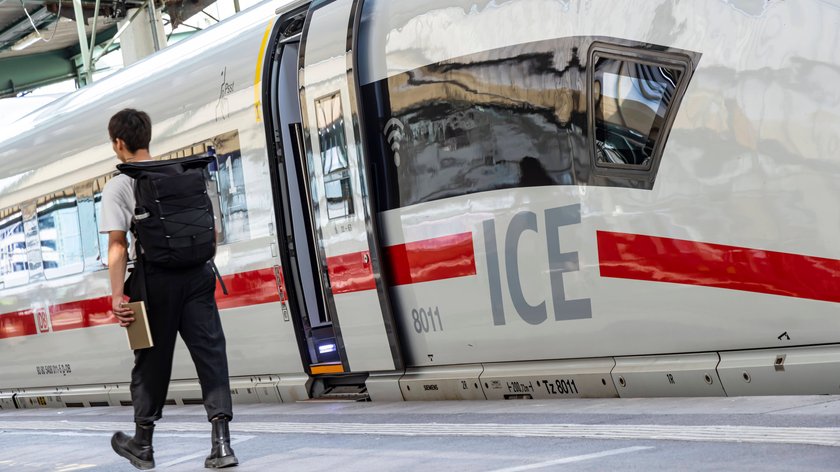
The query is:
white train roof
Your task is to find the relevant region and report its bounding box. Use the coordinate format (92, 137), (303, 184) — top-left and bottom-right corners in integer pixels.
(0, 0), (287, 209)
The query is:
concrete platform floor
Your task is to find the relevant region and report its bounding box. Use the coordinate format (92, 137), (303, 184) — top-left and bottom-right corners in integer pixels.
(1, 396), (840, 471)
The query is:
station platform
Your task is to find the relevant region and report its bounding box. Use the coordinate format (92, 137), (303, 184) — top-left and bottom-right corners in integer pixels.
(1, 396), (839, 471)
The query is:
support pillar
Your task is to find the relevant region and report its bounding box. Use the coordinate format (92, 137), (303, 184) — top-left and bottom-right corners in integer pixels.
(72, 0), (92, 85)
(120, 4), (167, 66)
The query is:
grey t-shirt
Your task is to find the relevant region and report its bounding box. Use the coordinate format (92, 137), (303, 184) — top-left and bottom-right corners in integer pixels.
(99, 173), (137, 260)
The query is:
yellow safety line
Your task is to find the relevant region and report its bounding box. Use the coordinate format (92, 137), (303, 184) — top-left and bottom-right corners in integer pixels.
(254, 19), (276, 123)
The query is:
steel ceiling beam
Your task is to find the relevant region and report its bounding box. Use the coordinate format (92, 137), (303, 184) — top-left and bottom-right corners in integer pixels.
(87, 3), (145, 64)
(72, 0), (91, 84)
(0, 7), (56, 51)
(0, 0), (205, 96)
(0, 23), (117, 97)
(65, 22), (116, 57)
(0, 50), (75, 97)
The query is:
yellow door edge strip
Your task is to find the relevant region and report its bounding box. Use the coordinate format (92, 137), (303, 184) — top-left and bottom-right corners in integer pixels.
(254, 18), (276, 123)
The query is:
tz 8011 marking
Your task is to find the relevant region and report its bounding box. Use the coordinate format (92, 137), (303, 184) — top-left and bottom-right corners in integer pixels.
(483, 204), (592, 326)
(539, 378), (579, 396)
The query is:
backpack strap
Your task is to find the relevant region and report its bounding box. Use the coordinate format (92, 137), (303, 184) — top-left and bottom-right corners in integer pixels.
(210, 260), (228, 296)
(129, 177), (144, 259)
(131, 256), (149, 303)
(126, 175), (150, 303)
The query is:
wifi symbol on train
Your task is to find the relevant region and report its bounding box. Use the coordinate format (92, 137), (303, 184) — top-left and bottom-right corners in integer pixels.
(384, 117), (405, 167)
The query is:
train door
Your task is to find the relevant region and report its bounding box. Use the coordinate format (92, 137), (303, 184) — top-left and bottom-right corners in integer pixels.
(264, 1), (403, 376)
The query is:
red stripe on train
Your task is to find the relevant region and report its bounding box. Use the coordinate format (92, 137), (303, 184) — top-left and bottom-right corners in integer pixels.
(51, 296), (117, 332)
(48, 268), (285, 330)
(327, 251), (377, 294)
(597, 231), (840, 303)
(386, 232), (476, 286)
(215, 267), (283, 309)
(326, 233), (478, 294)
(0, 268), (285, 339)
(0, 309), (37, 339)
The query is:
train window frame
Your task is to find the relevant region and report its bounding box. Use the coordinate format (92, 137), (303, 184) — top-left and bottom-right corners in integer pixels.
(587, 42), (692, 179)
(36, 187), (85, 280)
(314, 91), (355, 221)
(93, 172), (125, 269)
(0, 206), (30, 289)
(74, 180), (101, 273)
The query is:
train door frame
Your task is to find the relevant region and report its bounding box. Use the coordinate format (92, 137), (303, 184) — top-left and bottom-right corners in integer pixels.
(261, 2), (343, 375)
(344, 0), (406, 373)
(263, 0), (407, 380)
(295, 0), (404, 373)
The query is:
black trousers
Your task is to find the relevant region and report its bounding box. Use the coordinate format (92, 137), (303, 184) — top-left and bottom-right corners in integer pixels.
(130, 263), (232, 425)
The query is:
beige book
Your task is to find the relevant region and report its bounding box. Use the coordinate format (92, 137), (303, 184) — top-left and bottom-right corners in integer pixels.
(124, 301), (154, 350)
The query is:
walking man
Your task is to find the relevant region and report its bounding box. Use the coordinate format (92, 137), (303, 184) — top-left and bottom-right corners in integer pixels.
(101, 108), (239, 469)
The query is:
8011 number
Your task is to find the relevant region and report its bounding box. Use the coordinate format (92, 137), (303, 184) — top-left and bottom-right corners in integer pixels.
(412, 307), (443, 334)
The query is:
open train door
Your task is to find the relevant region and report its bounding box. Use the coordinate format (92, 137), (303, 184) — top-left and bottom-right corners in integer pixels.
(264, 0), (403, 380)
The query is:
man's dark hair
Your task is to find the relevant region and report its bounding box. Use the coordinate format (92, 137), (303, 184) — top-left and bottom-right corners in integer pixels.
(108, 109), (152, 153)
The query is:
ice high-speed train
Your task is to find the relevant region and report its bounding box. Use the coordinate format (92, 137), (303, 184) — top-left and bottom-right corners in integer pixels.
(2, 0), (840, 409)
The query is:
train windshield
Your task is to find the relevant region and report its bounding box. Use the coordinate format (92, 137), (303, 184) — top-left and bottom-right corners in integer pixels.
(593, 59), (681, 168)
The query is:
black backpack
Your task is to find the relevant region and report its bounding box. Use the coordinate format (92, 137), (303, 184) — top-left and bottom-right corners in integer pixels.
(117, 154), (217, 269)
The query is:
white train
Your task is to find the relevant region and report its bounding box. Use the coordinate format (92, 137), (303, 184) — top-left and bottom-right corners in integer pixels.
(2, 0), (840, 409)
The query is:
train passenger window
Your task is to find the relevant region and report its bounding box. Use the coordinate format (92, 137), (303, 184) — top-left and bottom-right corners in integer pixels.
(75, 181), (101, 272)
(94, 193), (108, 266)
(93, 174), (121, 267)
(37, 189), (84, 279)
(0, 207), (29, 289)
(590, 49), (685, 169)
(209, 133), (250, 243)
(315, 92), (354, 220)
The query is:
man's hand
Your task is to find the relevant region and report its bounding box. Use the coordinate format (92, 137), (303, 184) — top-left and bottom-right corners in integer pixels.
(112, 297), (135, 327)
(107, 230), (132, 327)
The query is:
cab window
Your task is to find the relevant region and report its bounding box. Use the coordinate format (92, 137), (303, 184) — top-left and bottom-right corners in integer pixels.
(590, 47), (686, 170)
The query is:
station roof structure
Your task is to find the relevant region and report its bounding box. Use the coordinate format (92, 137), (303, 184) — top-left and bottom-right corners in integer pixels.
(0, 0), (214, 97)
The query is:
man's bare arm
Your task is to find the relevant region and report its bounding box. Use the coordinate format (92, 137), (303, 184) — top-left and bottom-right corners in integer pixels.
(108, 231), (134, 326)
